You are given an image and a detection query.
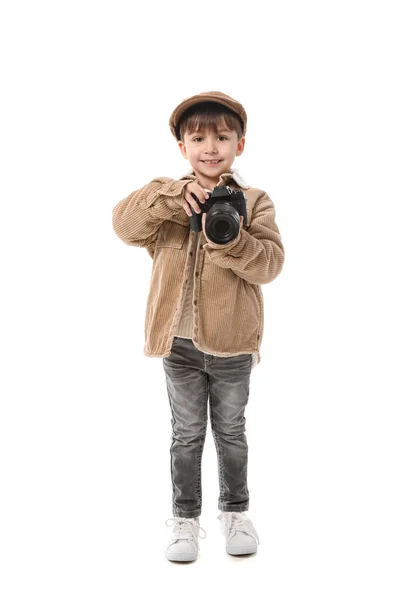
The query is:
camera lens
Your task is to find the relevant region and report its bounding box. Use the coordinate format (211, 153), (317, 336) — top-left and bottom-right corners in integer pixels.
(205, 203), (240, 244)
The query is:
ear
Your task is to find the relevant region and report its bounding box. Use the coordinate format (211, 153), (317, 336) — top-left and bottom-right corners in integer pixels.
(236, 137), (245, 157)
(178, 141), (188, 159)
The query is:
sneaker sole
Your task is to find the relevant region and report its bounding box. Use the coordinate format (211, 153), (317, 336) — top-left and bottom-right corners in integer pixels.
(165, 550), (198, 562)
(226, 544), (257, 555)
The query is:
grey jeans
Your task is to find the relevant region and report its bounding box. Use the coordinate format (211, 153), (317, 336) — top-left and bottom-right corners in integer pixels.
(162, 336), (253, 518)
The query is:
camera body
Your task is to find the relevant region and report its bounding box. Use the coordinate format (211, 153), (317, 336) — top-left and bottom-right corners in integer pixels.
(189, 185), (248, 245)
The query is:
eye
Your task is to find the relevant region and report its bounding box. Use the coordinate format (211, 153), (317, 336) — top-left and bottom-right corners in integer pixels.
(218, 136), (228, 141)
(193, 137), (203, 142)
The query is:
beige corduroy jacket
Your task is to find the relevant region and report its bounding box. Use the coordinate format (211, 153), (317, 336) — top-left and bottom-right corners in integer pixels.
(112, 169), (284, 370)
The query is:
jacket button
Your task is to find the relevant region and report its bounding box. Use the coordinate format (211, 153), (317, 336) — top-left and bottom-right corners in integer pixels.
(195, 272), (199, 277)
(194, 300), (197, 306)
(189, 252), (193, 256)
(200, 244), (203, 249)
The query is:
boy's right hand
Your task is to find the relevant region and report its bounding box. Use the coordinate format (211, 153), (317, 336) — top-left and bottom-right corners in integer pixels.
(182, 182), (211, 217)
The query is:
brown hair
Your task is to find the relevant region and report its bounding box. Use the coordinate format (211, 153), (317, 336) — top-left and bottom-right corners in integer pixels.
(178, 102), (244, 141)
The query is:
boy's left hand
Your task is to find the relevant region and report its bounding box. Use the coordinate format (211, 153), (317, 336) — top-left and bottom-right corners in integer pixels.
(202, 213), (244, 241)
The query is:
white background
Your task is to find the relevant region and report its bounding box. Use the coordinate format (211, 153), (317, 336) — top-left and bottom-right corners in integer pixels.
(1, 0), (399, 598)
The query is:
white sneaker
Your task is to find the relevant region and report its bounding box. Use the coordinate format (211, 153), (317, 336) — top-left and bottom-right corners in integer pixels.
(165, 516), (206, 562)
(217, 511), (260, 555)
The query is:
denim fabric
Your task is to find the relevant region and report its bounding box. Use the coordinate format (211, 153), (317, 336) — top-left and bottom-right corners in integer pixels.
(163, 336), (253, 518)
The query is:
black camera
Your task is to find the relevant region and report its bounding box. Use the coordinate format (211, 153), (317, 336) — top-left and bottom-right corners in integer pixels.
(189, 185), (248, 245)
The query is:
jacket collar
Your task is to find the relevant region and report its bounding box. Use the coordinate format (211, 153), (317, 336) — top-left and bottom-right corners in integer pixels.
(179, 168), (250, 190)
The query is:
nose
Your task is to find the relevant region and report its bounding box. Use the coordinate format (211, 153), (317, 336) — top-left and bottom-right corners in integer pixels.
(204, 138), (217, 154)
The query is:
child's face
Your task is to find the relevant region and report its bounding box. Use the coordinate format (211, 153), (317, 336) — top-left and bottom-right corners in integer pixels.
(178, 126), (245, 185)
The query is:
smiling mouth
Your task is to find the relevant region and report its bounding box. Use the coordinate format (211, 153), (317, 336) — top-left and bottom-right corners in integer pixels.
(202, 160), (222, 164)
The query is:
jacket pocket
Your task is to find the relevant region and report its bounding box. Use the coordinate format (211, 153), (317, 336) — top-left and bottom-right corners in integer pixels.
(156, 220), (188, 249)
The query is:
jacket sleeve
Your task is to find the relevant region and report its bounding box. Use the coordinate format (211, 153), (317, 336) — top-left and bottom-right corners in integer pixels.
(202, 191), (285, 285)
(112, 177), (191, 251)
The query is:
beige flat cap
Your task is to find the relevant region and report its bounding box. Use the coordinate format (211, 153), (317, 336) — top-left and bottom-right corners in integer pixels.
(169, 91), (247, 141)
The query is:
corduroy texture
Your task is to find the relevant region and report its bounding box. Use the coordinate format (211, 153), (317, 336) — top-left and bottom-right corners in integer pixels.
(112, 171), (284, 369)
(169, 91), (247, 141)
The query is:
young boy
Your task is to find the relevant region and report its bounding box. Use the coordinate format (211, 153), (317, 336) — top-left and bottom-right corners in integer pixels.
(112, 91), (285, 562)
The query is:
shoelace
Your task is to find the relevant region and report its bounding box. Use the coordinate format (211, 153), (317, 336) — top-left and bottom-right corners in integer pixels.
(217, 512), (260, 545)
(165, 517), (207, 549)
